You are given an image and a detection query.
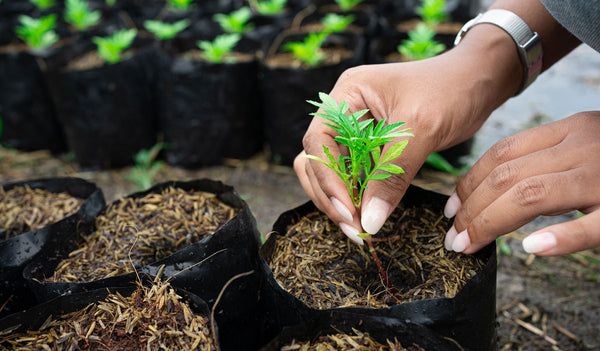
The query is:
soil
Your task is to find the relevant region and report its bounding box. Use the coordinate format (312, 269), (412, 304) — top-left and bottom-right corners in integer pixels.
(0, 147), (598, 350)
(264, 48), (354, 69)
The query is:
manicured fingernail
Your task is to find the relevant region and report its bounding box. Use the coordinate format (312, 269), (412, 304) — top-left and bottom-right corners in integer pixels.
(452, 230), (471, 253)
(339, 223), (364, 245)
(330, 197), (354, 223)
(444, 192), (461, 218)
(361, 197), (391, 235)
(522, 232), (556, 254)
(444, 225), (457, 251)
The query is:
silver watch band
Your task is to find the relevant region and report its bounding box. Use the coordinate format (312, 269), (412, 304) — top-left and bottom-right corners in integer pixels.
(454, 9), (543, 95)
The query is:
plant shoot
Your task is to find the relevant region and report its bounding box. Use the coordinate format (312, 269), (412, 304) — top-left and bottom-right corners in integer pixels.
(29, 0), (56, 10)
(144, 19), (190, 40)
(397, 22), (445, 61)
(213, 7), (254, 34)
(15, 14), (59, 51)
(416, 0), (448, 26)
(92, 28), (137, 64)
(167, 0), (194, 11)
(252, 0), (287, 15)
(197, 33), (241, 63)
(127, 143), (166, 190)
(65, 0), (101, 31)
(334, 0), (363, 11)
(321, 13), (355, 33)
(284, 32), (328, 67)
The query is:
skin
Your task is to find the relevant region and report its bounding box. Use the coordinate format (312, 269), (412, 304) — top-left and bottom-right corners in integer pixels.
(294, 0), (598, 256)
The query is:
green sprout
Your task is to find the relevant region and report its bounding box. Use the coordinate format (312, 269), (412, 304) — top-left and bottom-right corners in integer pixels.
(92, 28), (137, 64)
(65, 0), (102, 31)
(416, 0), (448, 26)
(425, 152), (462, 175)
(127, 143), (166, 191)
(397, 22), (446, 61)
(144, 19), (190, 40)
(213, 7), (254, 34)
(334, 0), (363, 11)
(284, 31), (329, 67)
(15, 14), (59, 50)
(253, 0), (287, 15)
(197, 33), (241, 63)
(29, 0), (56, 10)
(321, 13), (355, 33)
(167, 0), (194, 11)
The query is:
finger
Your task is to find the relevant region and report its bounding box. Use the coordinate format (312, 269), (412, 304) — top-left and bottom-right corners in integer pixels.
(522, 209), (600, 256)
(452, 169), (591, 254)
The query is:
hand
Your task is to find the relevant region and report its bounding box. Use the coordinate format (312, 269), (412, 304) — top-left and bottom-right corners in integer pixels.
(294, 26), (523, 244)
(444, 111), (600, 256)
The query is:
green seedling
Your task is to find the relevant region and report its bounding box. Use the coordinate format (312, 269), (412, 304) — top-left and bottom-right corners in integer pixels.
(127, 142), (167, 191)
(304, 92), (413, 296)
(284, 31), (328, 67)
(213, 7), (254, 34)
(252, 0), (287, 15)
(496, 237), (512, 256)
(397, 22), (445, 61)
(197, 33), (241, 63)
(92, 28), (137, 64)
(321, 13), (355, 33)
(65, 0), (101, 31)
(144, 19), (190, 40)
(15, 14), (59, 50)
(29, 0), (56, 10)
(416, 0), (448, 26)
(167, 0), (194, 11)
(425, 152), (462, 175)
(334, 0), (363, 11)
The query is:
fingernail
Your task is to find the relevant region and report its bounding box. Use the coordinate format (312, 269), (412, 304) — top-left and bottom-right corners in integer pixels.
(339, 223), (364, 245)
(361, 197), (391, 234)
(444, 192), (461, 218)
(452, 230), (471, 253)
(330, 197), (354, 223)
(522, 232), (556, 254)
(444, 225), (457, 251)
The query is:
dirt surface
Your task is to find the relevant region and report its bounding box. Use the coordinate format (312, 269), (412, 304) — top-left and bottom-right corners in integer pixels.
(1, 147), (598, 350)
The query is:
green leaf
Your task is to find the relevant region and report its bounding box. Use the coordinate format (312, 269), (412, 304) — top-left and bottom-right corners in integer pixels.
(144, 19), (190, 40)
(370, 173), (391, 180)
(425, 152), (462, 175)
(197, 33), (241, 63)
(381, 140), (409, 164)
(377, 163), (404, 174)
(93, 28), (137, 64)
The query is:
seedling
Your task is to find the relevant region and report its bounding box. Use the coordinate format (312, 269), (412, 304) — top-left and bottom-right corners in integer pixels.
(144, 19), (190, 40)
(213, 7), (254, 34)
(106, 0), (116, 6)
(92, 28), (137, 64)
(29, 0), (56, 10)
(304, 92), (413, 295)
(167, 0), (194, 11)
(64, 0), (101, 31)
(416, 0), (448, 26)
(284, 32), (328, 67)
(127, 142), (166, 191)
(252, 0), (287, 15)
(334, 0), (363, 11)
(397, 22), (445, 61)
(321, 13), (355, 33)
(425, 152), (462, 175)
(14, 14), (59, 50)
(197, 33), (241, 63)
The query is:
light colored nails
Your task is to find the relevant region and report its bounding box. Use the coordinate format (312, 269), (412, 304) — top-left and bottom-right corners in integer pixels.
(451, 230), (471, 253)
(444, 225), (457, 251)
(339, 223), (364, 245)
(330, 197), (354, 223)
(522, 232), (556, 254)
(444, 192), (461, 218)
(361, 197), (392, 235)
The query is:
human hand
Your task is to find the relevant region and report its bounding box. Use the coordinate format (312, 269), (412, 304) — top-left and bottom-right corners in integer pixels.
(294, 26), (523, 244)
(444, 111), (600, 256)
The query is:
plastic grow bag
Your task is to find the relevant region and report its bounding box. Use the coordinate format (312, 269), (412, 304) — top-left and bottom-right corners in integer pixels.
(0, 177), (105, 318)
(258, 185), (497, 351)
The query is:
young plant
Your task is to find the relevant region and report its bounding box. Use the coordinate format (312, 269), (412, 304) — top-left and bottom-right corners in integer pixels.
(106, 0), (116, 6)
(92, 28), (137, 64)
(283, 31), (328, 67)
(64, 0), (101, 31)
(416, 0), (448, 26)
(144, 19), (190, 40)
(304, 92), (413, 296)
(397, 22), (445, 61)
(197, 33), (241, 63)
(127, 143), (166, 191)
(167, 0), (194, 11)
(14, 14), (59, 50)
(334, 0), (363, 12)
(29, 0), (56, 10)
(252, 0), (287, 15)
(213, 7), (254, 34)
(321, 13), (355, 33)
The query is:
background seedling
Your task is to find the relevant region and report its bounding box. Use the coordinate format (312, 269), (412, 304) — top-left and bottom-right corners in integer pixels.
(92, 28), (137, 64)
(144, 19), (190, 40)
(397, 22), (445, 61)
(321, 13), (355, 33)
(334, 0), (363, 11)
(284, 31), (328, 67)
(15, 14), (59, 50)
(29, 0), (56, 10)
(197, 33), (241, 63)
(213, 7), (254, 34)
(416, 0), (448, 26)
(64, 0), (101, 31)
(167, 0), (194, 11)
(251, 0), (287, 15)
(127, 142), (166, 190)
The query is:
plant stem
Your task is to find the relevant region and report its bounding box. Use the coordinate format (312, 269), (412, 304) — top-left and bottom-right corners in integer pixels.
(364, 237), (397, 297)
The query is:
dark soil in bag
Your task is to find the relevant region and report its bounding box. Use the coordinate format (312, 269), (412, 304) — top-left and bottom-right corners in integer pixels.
(0, 177), (105, 318)
(49, 48), (158, 169)
(261, 32), (365, 165)
(258, 185), (497, 351)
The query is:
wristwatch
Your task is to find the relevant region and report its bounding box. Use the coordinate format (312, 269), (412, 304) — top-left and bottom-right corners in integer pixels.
(454, 9), (543, 95)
